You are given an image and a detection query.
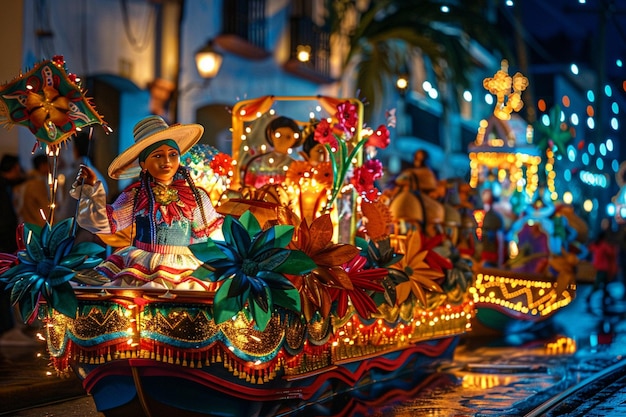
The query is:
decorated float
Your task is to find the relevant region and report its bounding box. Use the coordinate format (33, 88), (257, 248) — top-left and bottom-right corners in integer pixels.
(466, 61), (586, 334)
(0, 59), (475, 416)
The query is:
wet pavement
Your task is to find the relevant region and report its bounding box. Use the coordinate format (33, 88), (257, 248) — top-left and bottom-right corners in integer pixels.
(360, 281), (626, 417)
(2, 282), (626, 417)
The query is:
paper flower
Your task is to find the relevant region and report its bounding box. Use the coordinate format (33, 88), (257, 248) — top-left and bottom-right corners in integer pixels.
(312, 162), (334, 186)
(315, 101), (368, 211)
(314, 119), (338, 148)
(330, 254), (387, 319)
(285, 160), (313, 184)
(350, 165), (379, 201)
(356, 234), (405, 307)
(366, 125), (390, 149)
(392, 232), (449, 307)
(189, 211), (316, 331)
(209, 152), (234, 176)
(0, 219), (105, 322)
(335, 100), (359, 133)
(287, 214), (359, 321)
(25, 85), (71, 130)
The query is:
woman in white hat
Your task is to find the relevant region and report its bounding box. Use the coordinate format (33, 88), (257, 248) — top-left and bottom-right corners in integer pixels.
(70, 115), (223, 289)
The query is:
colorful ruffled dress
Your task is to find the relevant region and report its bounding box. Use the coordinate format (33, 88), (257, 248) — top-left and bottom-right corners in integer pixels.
(72, 177), (223, 290)
(243, 151), (295, 188)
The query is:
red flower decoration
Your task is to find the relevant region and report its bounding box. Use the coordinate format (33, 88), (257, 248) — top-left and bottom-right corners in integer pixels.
(367, 124), (390, 149)
(335, 101), (359, 133)
(0, 253), (18, 274)
(210, 152), (233, 176)
(350, 166), (379, 202)
(52, 55), (65, 66)
(330, 255), (387, 319)
(363, 159), (383, 180)
(421, 234), (454, 273)
(314, 119), (338, 148)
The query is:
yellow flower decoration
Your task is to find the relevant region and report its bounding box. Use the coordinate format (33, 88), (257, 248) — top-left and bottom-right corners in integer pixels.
(394, 231), (444, 307)
(25, 86), (70, 130)
(312, 161), (334, 186)
(285, 160), (313, 184)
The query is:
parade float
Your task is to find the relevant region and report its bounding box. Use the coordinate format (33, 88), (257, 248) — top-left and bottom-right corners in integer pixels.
(0, 58), (475, 416)
(466, 61), (585, 334)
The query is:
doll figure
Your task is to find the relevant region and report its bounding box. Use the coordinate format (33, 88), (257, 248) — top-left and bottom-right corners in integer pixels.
(242, 116), (302, 188)
(299, 121), (329, 166)
(71, 115), (223, 289)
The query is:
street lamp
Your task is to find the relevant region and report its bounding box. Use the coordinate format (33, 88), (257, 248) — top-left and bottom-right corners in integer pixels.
(168, 39), (223, 122)
(396, 73), (409, 96)
(195, 40), (223, 79)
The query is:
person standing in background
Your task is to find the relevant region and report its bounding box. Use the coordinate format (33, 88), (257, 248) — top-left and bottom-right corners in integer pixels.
(0, 154), (37, 345)
(14, 153), (50, 227)
(0, 154), (24, 253)
(587, 229), (619, 310)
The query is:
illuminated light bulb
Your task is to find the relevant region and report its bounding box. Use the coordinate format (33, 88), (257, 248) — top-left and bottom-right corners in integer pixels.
(296, 45), (311, 62)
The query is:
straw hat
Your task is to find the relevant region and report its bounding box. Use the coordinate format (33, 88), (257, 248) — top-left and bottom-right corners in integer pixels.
(108, 115), (204, 179)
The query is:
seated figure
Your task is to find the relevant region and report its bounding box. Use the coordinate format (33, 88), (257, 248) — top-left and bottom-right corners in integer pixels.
(71, 115), (224, 289)
(242, 116), (302, 188)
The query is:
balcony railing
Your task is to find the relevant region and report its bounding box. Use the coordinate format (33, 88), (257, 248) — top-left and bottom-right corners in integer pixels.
(284, 16), (333, 84)
(216, 0), (270, 59)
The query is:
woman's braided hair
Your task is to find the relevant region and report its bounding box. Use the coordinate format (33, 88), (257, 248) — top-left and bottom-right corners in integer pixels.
(132, 166), (210, 241)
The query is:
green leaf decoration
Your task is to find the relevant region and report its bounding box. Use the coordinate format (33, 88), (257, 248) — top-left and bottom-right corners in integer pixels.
(250, 286), (273, 331)
(224, 216), (252, 257)
(239, 210), (262, 237)
(256, 248), (290, 271)
(355, 236), (369, 253)
(271, 287), (301, 312)
(189, 264), (214, 281)
(226, 274), (251, 298)
(47, 267), (75, 286)
(72, 241), (107, 256)
(192, 211), (313, 328)
(50, 282), (78, 318)
(59, 254), (88, 269)
(189, 239), (227, 264)
(213, 279), (244, 324)
(274, 250), (317, 275)
(46, 219), (73, 255)
(23, 227), (45, 262)
(249, 228), (278, 254)
(0, 220), (104, 323)
(20, 292), (39, 324)
(271, 225), (295, 248)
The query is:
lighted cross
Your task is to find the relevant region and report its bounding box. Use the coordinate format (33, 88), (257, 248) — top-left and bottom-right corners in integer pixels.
(483, 59), (528, 120)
